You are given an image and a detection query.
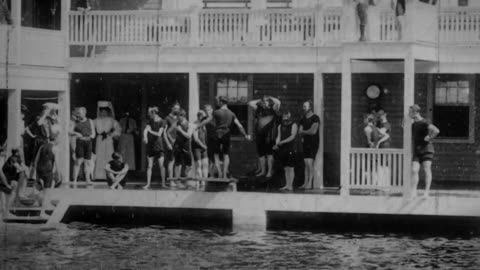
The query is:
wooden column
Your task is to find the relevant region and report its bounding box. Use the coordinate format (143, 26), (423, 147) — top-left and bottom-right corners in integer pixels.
(189, 71), (200, 122)
(58, 80), (71, 183)
(403, 52), (415, 197)
(7, 89), (21, 153)
(11, 0), (21, 65)
(340, 53), (352, 196)
(62, 0), (71, 60)
(313, 70), (324, 189)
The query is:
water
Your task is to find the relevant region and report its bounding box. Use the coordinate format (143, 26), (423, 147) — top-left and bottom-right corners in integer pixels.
(0, 223), (479, 270)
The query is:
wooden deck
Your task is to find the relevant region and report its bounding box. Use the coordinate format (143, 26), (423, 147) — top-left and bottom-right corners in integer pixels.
(3, 182), (469, 230)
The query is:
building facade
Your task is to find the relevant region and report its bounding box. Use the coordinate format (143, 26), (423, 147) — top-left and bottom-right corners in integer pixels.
(1, 0), (480, 193)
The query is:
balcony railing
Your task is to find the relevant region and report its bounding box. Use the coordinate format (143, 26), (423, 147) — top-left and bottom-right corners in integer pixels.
(68, 4), (480, 48)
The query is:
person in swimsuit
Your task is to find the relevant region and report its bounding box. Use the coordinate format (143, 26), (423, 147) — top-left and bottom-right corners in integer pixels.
(173, 109), (194, 187)
(143, 106), (165, 189)
(409, 104), (439, 198)
(248, 96), (281, 178)
(364, 113), (380, 148)
(298, 100), (320, 190)
(105, 152), (129, 190)
(204, 104), (217, 177)
(376, 109), (391, 149)
(71, 107), (96, 185)
(213, 96), (251, 179)
(0, 148), (22, 219)
(163, 103), (181, 183)
(273, 111), (298, 192)
(192, 110), (209, 182)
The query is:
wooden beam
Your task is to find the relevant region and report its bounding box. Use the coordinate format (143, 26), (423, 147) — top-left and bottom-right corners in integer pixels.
(6, 89), (21, 154)
(189, 71), (200, 122)
(58, 80), (71, 183)
(340, 53), (352, 196)
(313, 70), (324, 189)
(403, 51), (415, 197)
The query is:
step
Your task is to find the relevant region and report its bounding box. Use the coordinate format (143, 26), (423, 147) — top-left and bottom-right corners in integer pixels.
(3, 216), (49, 224)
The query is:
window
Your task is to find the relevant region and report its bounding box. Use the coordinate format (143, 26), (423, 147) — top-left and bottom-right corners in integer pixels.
(267, 0), (291, 9)
(22, 0), (61, 30)
(216, 74), (250, 136)
(430, 75), (475, 143)
(458, 0), (468, 7)
(203, 0), (250, 9)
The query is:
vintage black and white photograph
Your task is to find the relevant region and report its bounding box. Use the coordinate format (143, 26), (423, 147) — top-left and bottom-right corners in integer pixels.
(0, 0), (479, 269)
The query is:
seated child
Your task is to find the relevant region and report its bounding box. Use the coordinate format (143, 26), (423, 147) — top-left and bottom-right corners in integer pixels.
(105, 152), (129, 189)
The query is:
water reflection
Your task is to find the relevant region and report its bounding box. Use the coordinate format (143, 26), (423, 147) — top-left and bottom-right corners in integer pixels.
(0, 223), (479, 269)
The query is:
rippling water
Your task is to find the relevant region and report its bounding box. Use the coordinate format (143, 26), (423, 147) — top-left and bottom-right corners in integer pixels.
(0, 223), (479, 270)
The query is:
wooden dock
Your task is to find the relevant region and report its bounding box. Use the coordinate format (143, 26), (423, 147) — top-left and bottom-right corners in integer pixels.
(4, 183), (474, 232)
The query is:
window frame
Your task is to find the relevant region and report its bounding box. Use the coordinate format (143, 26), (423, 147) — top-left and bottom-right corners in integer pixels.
(427, 74), (475, 144)
(212, 74), (253, 139)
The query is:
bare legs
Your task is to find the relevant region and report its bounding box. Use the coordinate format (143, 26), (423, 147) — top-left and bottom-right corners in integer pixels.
(300, 158), (314, 189)
(145, 156), (166, 189)
(256, 156), (266, 176)
(214, 154), (230, 179)
(73, 158), (92, 185)
(108, 172), (127, 190)
(266, 155), (273, 178)
(280, 167), (294, 191)
(411, 160), (432, 198)
(256, 155), (273, 178)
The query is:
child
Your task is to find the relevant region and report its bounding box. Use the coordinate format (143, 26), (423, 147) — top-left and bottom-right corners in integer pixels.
(105, 152), (129, 190)
(192, 111), (209, 185)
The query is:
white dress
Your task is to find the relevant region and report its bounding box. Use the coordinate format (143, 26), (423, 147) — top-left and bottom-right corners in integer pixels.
(94, 117), (120, 180)
(118, 117), (136, 170)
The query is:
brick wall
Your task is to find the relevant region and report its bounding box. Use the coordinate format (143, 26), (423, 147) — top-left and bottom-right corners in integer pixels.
(199, 73), (314, 177)
(415, 74), (480, 182)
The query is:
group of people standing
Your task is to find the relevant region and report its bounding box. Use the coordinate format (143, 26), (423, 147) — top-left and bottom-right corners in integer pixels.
(0, 102), (62, 219)
(249, 97), (320, 191)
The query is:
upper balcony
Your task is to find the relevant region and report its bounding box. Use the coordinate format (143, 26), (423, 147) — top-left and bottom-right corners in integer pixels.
(67, 1), (480, 53)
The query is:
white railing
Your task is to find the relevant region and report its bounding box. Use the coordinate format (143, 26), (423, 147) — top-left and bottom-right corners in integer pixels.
(69, 10), (191, 46)
(439, 8), (480, 44)
(378, 9), (398, 42)
(320, 7), (342, 44)
(68, 6), (480, 47)
(349, 148), (404, 191)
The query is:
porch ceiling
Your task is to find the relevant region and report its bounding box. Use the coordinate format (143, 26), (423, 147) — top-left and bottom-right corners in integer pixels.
(343, 42), (438, 62)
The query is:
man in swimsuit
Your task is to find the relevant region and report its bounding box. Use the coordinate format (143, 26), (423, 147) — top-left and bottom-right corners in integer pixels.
(143, 106), (165, 189)
(248, 95), (281, 178)
(71, 107), (96, 185)
(298, 100), (320, 190)
(273, 111), (298, 192)
(163, 102), (181, 182)
(409, 104), (439, 198)
(213, 96), (251, 179)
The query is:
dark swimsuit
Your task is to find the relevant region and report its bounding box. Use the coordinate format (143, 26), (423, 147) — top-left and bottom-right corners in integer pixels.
(276, 122), (297, 167)
(147, 118), (164, 158)
(255, 106), (277, 157)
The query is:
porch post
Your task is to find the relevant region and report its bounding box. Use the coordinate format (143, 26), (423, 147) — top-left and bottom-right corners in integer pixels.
(313, 70), (324, 189)
(340, 54), (352, 196)
(7, 89), (21, 153)
(403, 52), (415, 196)
(62, 0), (71, 59)
(189, 71), (200, 123)
(11, 0), (21, 65)
(58, 78), (71, 183)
